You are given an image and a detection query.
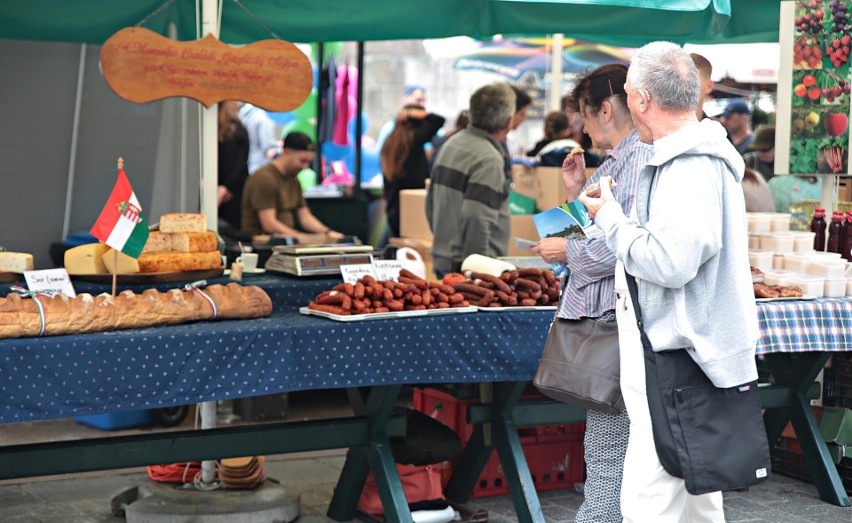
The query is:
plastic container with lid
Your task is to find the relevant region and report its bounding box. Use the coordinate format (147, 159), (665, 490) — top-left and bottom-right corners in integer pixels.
(847, 277), (852, 296)
(759, 232), (795, 254)
(746, 213), (772, 233)
(791, 231), (816, 253)
(748, 234), (761, 250)
(787, 274), (825, 297)
(769, 213), (792, 232)
(811, 207), (827, 251)
(763, 269), (793, 286)
(748, 250), (774, 273)
(824, 278), (847, 297)
(783, 253), (812, 273)
(807, 259), (847, 279)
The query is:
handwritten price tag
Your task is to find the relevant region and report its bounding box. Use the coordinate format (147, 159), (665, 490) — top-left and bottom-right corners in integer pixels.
(339, 264), (377, 284)
(23, 268), (76, 298)
(373, 260), (404, 282)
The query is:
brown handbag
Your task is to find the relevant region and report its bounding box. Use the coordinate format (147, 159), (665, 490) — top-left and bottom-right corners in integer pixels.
(533, 316), (625, 415)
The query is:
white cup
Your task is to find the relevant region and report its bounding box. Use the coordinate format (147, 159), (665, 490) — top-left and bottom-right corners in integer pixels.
(235, 252), (259, 271)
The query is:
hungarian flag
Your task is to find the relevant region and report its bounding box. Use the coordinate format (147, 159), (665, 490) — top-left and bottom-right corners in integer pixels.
(90, 167), (149, 258)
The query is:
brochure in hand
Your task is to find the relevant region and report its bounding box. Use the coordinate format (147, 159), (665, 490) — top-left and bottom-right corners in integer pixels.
(533, 200), (596, 241)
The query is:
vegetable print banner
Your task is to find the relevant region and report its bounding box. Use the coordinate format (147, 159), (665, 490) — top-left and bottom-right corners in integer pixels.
(789, 0), (851, 174)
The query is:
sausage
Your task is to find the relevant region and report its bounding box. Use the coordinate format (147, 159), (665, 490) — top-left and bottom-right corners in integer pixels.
(316, 291), (352, 310)
(471, 272), (512, 294)
(308, 301), (350, 315)
(517, 268), (543, 278)
(448, 293), (465, 304)
(399, 268), (424, 281)
(353, 282), (366, 299)
(520, 298), (537, 306)
(451, 282), (489, 296)
(332, 283), (355, 296)
(515, 278), (542, 292)
(386, 300), (404, 311)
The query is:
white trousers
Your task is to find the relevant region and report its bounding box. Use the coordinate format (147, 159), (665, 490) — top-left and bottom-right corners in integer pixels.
(614, 290), (725, 523)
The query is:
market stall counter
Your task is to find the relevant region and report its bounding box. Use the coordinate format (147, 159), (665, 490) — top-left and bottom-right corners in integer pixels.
(0, 297), (850, 521)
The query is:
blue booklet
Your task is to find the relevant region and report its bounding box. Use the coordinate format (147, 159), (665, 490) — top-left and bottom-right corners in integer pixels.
(533, 200), (595, 241)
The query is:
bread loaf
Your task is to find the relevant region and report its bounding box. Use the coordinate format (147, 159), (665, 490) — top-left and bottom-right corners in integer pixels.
(143, 231), (218, 253)
(138, 251), (222, 273)
(159, 213), (207, 233)
(0, 283), (272, 339)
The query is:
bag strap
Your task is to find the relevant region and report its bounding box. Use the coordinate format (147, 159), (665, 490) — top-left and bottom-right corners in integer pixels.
(624, 272), (654, 354)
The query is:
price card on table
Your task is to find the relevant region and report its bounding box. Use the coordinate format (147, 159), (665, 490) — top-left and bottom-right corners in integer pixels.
(373, 260), (404, 282)
(339, 264), (378, 284)
(23, 268), (76, 297)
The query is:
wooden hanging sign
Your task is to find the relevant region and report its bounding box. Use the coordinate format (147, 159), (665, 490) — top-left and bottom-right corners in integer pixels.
(100, 27), (312, 112)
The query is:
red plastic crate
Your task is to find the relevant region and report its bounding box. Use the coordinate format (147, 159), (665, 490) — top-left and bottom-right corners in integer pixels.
(413, 387), (586, 498)
(472, 436), (584, 498)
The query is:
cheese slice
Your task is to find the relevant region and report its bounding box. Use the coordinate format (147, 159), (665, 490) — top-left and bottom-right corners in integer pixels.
(141, 231), (172, 254)
(64, 243), (110, 274)
(102, 248), (140, 275)
(0, 252), (34, 273)
(143, 231), (218, 253)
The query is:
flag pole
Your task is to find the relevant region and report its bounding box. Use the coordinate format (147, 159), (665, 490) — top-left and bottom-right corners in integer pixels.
(111, 157), (123, 297)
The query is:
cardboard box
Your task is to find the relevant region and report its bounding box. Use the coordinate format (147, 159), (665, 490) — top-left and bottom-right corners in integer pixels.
(399, 189), (433, 241)
(511, 165), (598, 213)
(389, 237), (435, 280)
(508, 215), (538, 257)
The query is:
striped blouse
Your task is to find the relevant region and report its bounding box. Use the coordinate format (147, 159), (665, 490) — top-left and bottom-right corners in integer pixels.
(557, 131), (652, 320)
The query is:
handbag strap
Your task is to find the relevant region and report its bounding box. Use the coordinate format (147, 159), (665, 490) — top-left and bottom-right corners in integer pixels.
(624, 272), (654, 354)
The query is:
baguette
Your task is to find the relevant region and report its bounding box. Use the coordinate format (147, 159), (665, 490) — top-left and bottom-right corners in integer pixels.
(0, 283), (272, 339)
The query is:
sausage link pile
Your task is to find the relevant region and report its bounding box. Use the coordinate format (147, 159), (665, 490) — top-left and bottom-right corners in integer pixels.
(450, 268), (560, 307)
(307, 269), (470, 315)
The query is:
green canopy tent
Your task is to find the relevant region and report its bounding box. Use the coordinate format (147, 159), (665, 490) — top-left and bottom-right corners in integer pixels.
(0, 0), (785, 266)
(0, 0), (782, 46)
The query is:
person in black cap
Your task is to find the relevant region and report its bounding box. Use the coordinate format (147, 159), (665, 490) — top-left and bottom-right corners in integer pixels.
(719, 99), (754, 154)
(241, 132), (343, 241)
(742, 126), (775, 182)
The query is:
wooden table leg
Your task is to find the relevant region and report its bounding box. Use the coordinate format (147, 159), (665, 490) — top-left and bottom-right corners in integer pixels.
(327, 385), (413, 522)
(764, 353), (851, 507)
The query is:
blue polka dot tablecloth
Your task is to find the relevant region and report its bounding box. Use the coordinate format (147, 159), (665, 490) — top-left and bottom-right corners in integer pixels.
(0, 310), (552, 425)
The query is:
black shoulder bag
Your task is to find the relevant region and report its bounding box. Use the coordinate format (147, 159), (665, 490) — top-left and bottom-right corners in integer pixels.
(624, 273), (771, 495)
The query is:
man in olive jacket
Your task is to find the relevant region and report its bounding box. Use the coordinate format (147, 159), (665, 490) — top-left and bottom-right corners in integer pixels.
(426, 83), (515, 276)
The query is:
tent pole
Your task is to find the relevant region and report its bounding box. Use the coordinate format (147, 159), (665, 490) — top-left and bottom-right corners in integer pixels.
(354, 41), (364, 195)
(314, 42), (324, 176)
(550, 34), (563, 112)
(199, 0), (219, 487)
(62, 44), (86, 242)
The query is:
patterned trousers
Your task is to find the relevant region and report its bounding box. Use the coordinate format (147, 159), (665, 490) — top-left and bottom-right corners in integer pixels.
(575, 409), (630, 523)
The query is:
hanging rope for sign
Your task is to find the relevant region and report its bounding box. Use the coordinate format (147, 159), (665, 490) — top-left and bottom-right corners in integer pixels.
(135, 0), (177, 29)
(232, 0), (281, 40)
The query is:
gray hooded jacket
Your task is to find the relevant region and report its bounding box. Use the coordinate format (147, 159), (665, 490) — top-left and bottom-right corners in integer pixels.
(596, 119), (759, 388)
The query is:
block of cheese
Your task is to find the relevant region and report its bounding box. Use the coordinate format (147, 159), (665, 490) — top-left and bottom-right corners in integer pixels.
(0, 252), (34, 273)
(64, 243), (110, 274)
(143, 231), (218, 253)
(159, 213), (207, 233)
(141, 231), (173, 253)
(102, 249), (140, 275)
(137, 251), (222, 273)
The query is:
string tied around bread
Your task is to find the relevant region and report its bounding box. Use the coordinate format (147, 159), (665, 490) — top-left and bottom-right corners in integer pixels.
(183, 280), (218, 319)
(10, 285), (48, 336)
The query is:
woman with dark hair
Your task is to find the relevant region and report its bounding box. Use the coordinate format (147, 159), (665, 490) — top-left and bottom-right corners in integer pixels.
(531, 63), (651, 523)
(381, 105), (445, 238)
(217, 100), (250, 234)
(526, 111), (571, 157)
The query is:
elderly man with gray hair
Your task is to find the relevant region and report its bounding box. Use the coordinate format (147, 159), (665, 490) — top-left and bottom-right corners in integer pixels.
(579, 42), (758, 522)
(427, 83), (515, 276)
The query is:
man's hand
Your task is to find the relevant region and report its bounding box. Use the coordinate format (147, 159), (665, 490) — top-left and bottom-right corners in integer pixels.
(217, 185), (232, 206)
(531, 237), (569, 264)
(325, 230), (344, 241)
(578, 175), (615, 219)
(562, 150), (587, 200)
